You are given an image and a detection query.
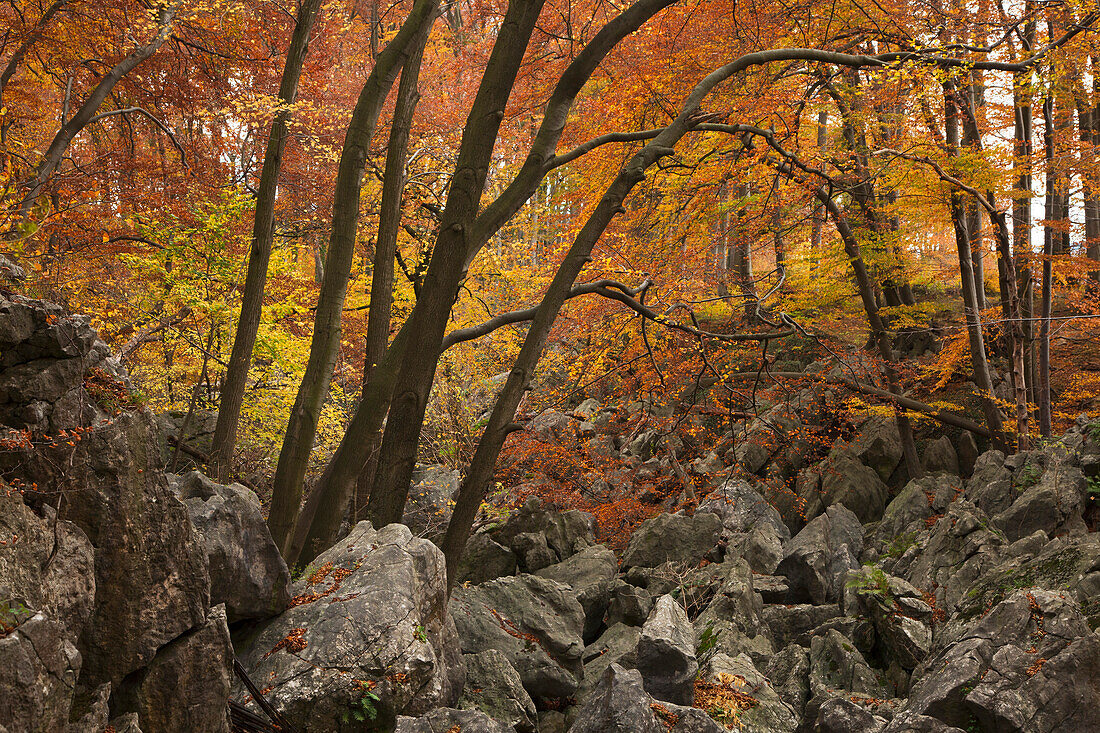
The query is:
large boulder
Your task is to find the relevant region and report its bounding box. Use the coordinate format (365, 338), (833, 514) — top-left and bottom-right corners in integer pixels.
(902, 590), (1100, 732)
(776, 504), (864, 605)
(845, 414), (904, 483)
(803, 449), (891, 524)
(450, 573), (585, 703)
(458, 649), (537, 733)
(899, 500), (1006, 614)
(808, 628), (890, 701)
(634, 595), (698, 705)
(536, 544), (617, 643)
(0, 610), (82, 733)
(620, 511), (722, 571)
(173, 471), (290, 622)
(487, 499), (596, 572)
(692, 558), (772, 663)
(700, 653), (798, 733)
(0, 489), (95, 647)
(112, 604), (233, 733)
(698, 479), (789, 573)
(5, 408), (210, 695)
(569, 664), (723, 733)
(991, 449), (1088, 542)
(454, 531), (517, 586)
(235, 522), (463, 731)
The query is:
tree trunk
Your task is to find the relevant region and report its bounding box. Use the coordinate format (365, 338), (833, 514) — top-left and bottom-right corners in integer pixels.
(293, 0), (681, 563)
(366, 0), (549, 529)
(209, 0), (324, 481)
(352, 22), (429, 521)
(945, 82), (1005, 444)
(816, 191), (923, 480)
(266, 0), (441, 555)
(1039, 90), (1056, 436)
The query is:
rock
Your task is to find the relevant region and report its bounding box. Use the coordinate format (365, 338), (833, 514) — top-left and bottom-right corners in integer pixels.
(921, 436), (960, 475)
(701, 652), (798, 732)
(620, 511), (722, 571)
(527, 410), (575, 443)
(846, 415), (904, 482)
(806, 449), (891, 523)
(403, 464), (460, 541)
(965, 450), (1014, 517)
(764, 644), (811, 716)
(697, 479), (789, 573)
(574, 398), (601, 419)
(511, 531), (557, 572)
(455, 531), (517, 586)
(776, 504), (864, 605)
(458, 650), (537, 733)
(809, 629), (889, 700)
(68, 683), (112, 733)
(903, 590), (1100, 732)
(992, 452), (1088, 541)
(956, 432), (981, 476)
(605, 579), (654, 627)
(235, 522), (463, 731)
(0, 611), (81, 733)
(882, 712), (967, 732)
(396, 708), (511, 733)
(950, 533), (1100, 642)
(569, 663), (661, 733)
(112, 605), (232, 733)
(0, 297), (211, 693)
(815, 697), (887, 733)
(635, 595), (698, 705)
(872, 473), (959, 549)
(844, 567), (932, 670)
(7, 409), (211, 694)
(536, 544), (617, 643)
(174, 471), (290, 622)
(762, 604), (843, 649)
(451, 573), (584, 703)
(0, 489), (95, 646)
(579, 622), (642, 700)
(489, 499), (596, 567)
(693, 558), (772, 663)
(902, 500), (1006, 614)
(569, 664), (723, 733)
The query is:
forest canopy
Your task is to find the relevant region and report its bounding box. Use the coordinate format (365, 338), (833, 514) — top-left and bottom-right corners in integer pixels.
(2, 0), (1099, 571)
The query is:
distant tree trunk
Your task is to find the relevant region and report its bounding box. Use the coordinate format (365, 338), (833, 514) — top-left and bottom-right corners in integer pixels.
(353, 21), (429, 521)
(809, 111), (827, 256)
(964, 71), (987, 309)
(209, 0), (324, 482)
(945, 81), (1005, 444)
(728, 183), (756, 319)
(266, 0), (441, 555)
(1076, 60), (1100, 276)
(1039, 89), (1056, 437)
(816, 190), (923, 480)
(1014, 65), (1035, 447)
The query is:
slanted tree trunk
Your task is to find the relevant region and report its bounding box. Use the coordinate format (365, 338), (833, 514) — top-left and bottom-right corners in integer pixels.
(209, 0), (324, 481)
(265, 0), (441, 555)
(815, 190), (924, 480)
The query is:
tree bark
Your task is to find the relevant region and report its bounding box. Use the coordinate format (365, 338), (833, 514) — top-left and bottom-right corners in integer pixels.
(209, 0), (324, 482)
(266, 0), (440, 555)
(1040, 89), (1055, 436)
